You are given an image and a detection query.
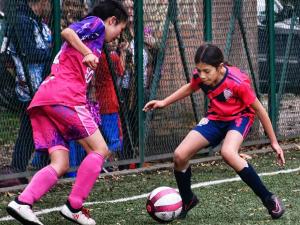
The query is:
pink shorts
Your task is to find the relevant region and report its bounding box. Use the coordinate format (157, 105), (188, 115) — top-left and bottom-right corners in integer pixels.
(29, 105), (98, 153)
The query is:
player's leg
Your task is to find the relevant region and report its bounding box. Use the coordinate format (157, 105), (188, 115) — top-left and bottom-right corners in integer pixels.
(221, 117), (284, 219)
(173, 130), (209, 171)
(174, 118), (218, 218)
(49, 105), (108, 225)
(7, 149), (69, 225)
(173, 130), (208, 219)
(220, 130), (247, 170)
(59, 129), (108, 225)
(174, 118), (226, 219)
(7, 107), (69, 225)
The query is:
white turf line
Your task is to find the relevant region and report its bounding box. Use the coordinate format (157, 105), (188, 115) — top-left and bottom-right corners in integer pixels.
(0, 166), (299, 221)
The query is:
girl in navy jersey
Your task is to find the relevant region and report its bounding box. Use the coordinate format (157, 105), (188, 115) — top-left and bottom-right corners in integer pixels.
(6, 1), (128, 225)
(143, 44), (285, 220)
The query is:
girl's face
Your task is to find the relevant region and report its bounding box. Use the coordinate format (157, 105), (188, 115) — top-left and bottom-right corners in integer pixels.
(195, 62), (225, 87)
(104, 17), (127, 42)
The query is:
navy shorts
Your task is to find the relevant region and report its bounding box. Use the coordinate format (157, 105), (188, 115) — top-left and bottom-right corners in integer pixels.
(193, 116), (254, 147)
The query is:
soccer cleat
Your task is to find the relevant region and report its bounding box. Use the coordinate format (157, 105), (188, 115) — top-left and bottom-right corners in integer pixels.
(177, 195), (199, 219)
(60, 202), (96, 225)
(263, 195), (285, 219)
(6, 200), (44, 225)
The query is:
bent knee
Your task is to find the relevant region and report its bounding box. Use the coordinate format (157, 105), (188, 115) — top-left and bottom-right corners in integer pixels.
(93, 144), (110, 158)
(173, 150), (188, 166)
(221, 148), (240, 163)
(220, 149), (231, 160)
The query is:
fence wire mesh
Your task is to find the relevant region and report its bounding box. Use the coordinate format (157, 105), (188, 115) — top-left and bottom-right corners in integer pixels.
(0, 0), (54, 176)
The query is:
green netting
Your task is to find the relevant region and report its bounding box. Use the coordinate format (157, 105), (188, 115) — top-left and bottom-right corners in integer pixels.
(143, 0), (300, 160)
(143, 0), (261, 158)
(0, 0), (54, 175)
(256, 0), (300, 137)
(143, 0), (204, 158)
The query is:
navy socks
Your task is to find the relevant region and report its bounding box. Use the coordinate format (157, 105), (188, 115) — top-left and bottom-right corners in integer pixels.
(174, 166), (194, 204)
(175, 163), (272, 205)
(238, 163), (273, 202)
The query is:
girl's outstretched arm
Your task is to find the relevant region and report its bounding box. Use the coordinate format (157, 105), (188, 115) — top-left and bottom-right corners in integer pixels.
(251, 98), (285, 166)
(143, 83), (194, 111)
(61, 28), (99, 70)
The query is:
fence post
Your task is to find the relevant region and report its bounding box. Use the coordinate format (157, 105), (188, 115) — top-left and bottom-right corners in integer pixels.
(224, 0), (259, 97)
(172, 0), (199, 123)
(267, 0), (277, 132)
(134, 0), (145, 167)
(203, 0), (212, 112)
(276, 11), (297, 118)
(52, 0), (61, 56)
(203, 0), (212, 42)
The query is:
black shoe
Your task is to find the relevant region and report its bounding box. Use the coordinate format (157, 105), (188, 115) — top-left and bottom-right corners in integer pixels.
(263, 195), (285, 219)
(178, 195), (199, 219)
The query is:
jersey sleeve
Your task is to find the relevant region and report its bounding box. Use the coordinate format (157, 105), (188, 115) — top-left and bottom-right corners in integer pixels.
(68, 16), (105, 41)
(190, 69), (202, 91)
(236, 80), (256, 106)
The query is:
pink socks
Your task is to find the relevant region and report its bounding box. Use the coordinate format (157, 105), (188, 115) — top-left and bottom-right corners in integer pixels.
(18, 152), (104, 209)
(68, 151), (105, 209)
(18, 165), (58, 205)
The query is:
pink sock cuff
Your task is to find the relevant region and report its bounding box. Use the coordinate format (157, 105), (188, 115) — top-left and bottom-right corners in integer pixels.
(90, 151), (105, 160)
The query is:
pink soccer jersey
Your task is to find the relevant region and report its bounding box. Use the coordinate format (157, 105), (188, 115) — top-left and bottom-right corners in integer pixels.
(28, 16), (105, 109)
(191, 66), (256, 121)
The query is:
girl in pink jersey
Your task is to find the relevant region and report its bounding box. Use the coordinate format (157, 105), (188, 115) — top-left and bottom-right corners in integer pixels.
(6, 1), (128, 225)
(144, 44), (286, 220)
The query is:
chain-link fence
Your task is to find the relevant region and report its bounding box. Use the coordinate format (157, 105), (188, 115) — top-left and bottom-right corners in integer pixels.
(0, 0), (299, 189)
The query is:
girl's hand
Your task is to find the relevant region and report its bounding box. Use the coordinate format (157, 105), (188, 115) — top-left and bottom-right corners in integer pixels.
(271, 142), (285, 167)
(143, 100), (166, 112)
(83, 53), (99, 70)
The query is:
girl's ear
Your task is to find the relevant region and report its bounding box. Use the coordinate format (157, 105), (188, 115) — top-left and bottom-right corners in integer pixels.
(109, 16), (118, 25)
(218, 63), (224, 71)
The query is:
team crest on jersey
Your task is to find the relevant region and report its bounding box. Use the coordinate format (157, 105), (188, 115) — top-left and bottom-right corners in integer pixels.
(197, 117), (209, 126)
(223, 88), (233, 100)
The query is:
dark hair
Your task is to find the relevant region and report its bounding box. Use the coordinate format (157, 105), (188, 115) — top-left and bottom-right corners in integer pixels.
(90, 0), (128, 23)
(194, 44), (225, 68)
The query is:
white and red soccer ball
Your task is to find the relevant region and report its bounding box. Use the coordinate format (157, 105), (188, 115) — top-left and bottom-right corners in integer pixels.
(146, 186), (182, 223)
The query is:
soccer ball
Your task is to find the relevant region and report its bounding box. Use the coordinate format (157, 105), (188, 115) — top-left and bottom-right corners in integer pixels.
(146, 186), (182, 223)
